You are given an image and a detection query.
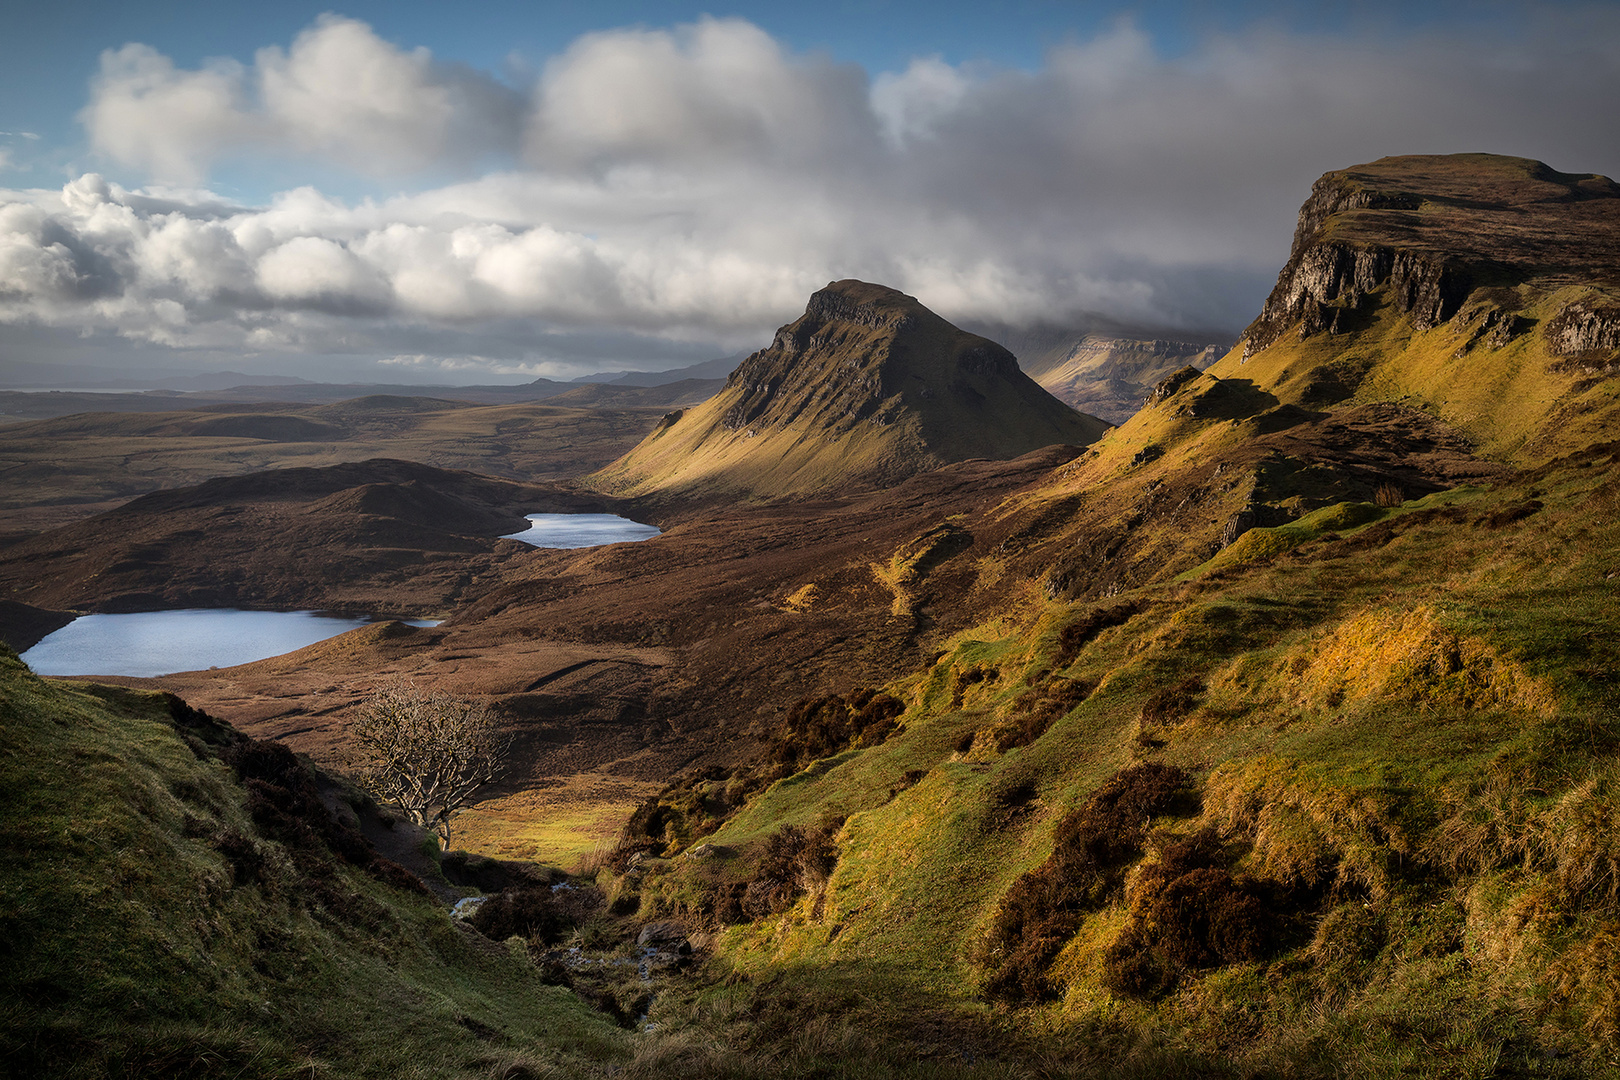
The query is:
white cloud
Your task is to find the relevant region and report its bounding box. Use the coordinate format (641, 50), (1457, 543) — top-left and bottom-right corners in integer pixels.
(79, 44), (253, 185)
(526, 18), (876, 172)
(870, 56), (974, 147)
(4, 9), (1615, 377)
(80, 16), (525, 185)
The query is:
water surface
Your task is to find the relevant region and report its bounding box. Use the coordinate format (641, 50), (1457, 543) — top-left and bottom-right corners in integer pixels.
(502, 513), (660, 548)
(21, 609), (439, 678)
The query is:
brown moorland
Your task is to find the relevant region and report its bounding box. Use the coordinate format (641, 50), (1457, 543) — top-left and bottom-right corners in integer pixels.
(0, 390), (707, 534)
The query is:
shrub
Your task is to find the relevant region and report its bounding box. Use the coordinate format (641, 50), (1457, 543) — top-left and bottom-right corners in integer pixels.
(1100, 828), (1279, 998)
(950, 666), (997, 709)
(1142, 866), (1270, 968)
(470, 885), (604, 944)
(1478, 498), (1544, 528)
(733, 816), (848, 921)
(1053, 602), (1146, 669)
(1101, 927), (1174, 998)
(994, 677), (1096, 751)
(980, 764), (1190, 1000)
(1140, 677), (1203, 728)
(227, 740), (371, 867)
(770, 689), (906, 769)
(210, 828), (266, 888)
(224, 738), (432, 900)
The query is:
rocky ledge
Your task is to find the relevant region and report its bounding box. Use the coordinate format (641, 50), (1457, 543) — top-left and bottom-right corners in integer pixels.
(1242, 154), (1620, 359)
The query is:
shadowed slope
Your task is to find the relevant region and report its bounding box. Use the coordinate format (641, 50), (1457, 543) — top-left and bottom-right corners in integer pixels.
(0, 652), (623, 1077)
(592, 280), (1109, 499)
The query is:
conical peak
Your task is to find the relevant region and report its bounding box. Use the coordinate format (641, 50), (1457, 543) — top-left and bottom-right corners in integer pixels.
(720, 279), (1024, 435)
(592, 278), (1107, 499)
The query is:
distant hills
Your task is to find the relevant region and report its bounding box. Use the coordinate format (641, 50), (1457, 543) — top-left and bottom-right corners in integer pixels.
(565, 353), (748, 387)
(592, 279), (1110, 499)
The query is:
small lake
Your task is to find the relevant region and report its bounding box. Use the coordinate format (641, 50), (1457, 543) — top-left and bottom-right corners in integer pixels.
(502, 513), (660, 548)
(20, 609), (441, 678)
(20, 514), (655, 677)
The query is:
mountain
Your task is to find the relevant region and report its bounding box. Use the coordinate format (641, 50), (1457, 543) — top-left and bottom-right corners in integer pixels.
(17, 154), (1620, 1076)
(965, 320), (1232, 423)
(1232, 153), (1620, 459)
(591, 280), (1110, 499)
(1026, 335), (1227, 423)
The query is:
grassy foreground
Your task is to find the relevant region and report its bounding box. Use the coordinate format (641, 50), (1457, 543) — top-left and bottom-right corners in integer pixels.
(0, 651), (626, 1079)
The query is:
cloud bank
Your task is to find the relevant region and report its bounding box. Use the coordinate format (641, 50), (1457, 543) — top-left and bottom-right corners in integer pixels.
(5, 11), (1619, 377)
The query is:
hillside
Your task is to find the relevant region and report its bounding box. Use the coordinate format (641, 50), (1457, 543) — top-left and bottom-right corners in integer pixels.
(585, 155), (1620, 1075)
(1235, 153), (1620, 461)
(591, 280), (1109, 499)
(0, 649), (625, 1077)
(14, 152), (1620, 1077)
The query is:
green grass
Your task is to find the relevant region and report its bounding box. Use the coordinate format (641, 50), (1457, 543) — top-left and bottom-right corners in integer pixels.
(0, 652), (626, 1078)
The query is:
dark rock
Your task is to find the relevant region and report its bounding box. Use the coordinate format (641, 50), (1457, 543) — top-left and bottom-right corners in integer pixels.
(1129, 444), (1164, 468)
(636, 920), (688, 948)
(1240, 155), (1620, 359)
(1219, 503), (1294, 548)
(1144, 366), (1201, 407)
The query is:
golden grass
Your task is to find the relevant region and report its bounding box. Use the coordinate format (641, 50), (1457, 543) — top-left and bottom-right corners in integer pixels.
(1292, 605), (1557, 718)
(452, 772), (662, 870)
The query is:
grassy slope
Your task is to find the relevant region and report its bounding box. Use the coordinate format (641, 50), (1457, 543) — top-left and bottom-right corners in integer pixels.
(636, 469), (1620, 1077)
(615, 282), (1620, 1075)
(0, 653), (624, 1079)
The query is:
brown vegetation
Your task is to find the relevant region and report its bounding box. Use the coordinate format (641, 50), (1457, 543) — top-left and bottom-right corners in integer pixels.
(979, 763), (1190, 1000)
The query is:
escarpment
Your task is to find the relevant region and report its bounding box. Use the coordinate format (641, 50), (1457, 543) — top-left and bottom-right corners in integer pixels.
(1242, 154), (1620, 360)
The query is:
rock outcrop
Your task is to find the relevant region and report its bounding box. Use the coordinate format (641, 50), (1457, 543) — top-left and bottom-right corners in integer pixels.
(1242, 155), (1620, 359)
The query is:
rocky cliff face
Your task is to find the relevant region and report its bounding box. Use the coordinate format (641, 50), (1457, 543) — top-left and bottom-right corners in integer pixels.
(1242, 154), (1620, 360)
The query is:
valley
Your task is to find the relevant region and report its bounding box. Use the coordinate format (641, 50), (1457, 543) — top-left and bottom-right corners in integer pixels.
(8, 152), (1620, 1077)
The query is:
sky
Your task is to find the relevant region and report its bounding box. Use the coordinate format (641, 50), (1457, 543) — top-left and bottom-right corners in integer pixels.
(2, 1), (1618, 385)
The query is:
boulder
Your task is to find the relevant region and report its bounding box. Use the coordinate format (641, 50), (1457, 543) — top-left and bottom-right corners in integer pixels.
(637, 920), (688, 948)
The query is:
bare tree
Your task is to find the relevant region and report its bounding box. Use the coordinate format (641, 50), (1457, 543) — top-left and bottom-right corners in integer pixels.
(350, 682), (509, 850)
